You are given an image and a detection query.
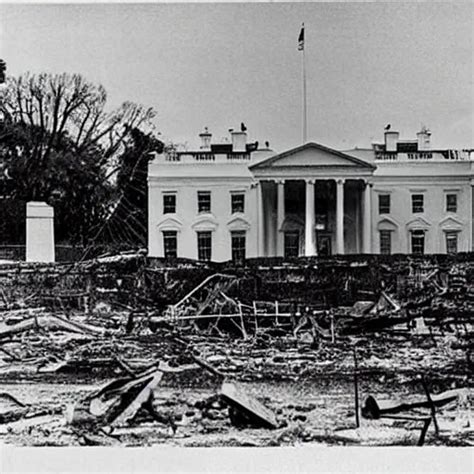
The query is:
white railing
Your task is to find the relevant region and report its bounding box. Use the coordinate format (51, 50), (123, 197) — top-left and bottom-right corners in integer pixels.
(375, 150), (470, 162)
(161, 152), (251, 163)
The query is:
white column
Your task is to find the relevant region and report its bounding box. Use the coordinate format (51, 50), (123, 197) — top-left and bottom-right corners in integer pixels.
(304, 179), (316, 256)
(257, 182), (265, 257)
(265, 188), (275, 257)
(276, 180), (285, 256)
(336, 179), (345, 254)
(26, 201), (55, 262)
(469, 179), (473, 252)
(363, 180), (372, 254)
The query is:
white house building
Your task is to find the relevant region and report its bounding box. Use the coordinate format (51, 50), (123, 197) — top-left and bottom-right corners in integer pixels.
(148, 127), (473, 261)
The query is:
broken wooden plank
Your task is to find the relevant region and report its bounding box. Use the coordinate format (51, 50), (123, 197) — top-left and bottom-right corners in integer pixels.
(220, 381), (278, 429)
(67, 364), (167, 427)
(0, 314), (105, 339)
(362, 388), (468, 419)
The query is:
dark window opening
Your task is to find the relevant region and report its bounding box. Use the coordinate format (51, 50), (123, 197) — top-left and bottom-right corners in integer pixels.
(231, 193), (245, 214)
(445, 232), (458, 254)
(198, 191), (211, 213)
(446, 194), (457, 213)
(378, 194), (391, 214)
(197, 231), (212, 261)
(163, 231), (177, 258)
(379, 230), (392, 255)
(411, 230), (425, 255)
(163, 194), (176, 214)
(412, 194), (424, 213)
(231, 231), (246, 262)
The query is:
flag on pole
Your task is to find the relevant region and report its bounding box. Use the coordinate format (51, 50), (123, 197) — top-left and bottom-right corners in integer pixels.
(298, 24), (305, 51)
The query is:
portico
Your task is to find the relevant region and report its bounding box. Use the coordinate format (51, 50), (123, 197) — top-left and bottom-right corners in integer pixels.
(250, 143), (375, 256)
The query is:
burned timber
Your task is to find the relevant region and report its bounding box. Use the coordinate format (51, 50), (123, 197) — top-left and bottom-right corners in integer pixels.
(0, 252), (472, 446)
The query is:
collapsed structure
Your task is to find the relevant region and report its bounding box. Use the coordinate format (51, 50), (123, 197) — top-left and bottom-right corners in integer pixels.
(0, 252), (472, 446)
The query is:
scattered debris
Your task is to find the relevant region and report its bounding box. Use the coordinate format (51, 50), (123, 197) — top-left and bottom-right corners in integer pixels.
(68, 365), (164, 427)
(0, 252), (471, 446)
(221, 382), (278, 429)
(362, 388), (469, 419)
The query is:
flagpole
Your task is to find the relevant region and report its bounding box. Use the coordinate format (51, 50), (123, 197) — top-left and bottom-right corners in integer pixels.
(302, 39), (307, 144)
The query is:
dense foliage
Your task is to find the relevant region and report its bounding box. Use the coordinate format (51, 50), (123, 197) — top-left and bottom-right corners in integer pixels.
(0, 72), (163, 246)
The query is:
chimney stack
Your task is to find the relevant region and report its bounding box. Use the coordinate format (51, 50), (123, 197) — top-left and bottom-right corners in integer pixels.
(199, 127), (212, 151)
(231, 129), (247, 153)
(416, 126), (431, 151)
(384, 130), (399, 152)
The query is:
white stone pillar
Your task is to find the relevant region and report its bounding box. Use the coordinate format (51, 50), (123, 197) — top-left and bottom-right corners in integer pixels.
(469, 179), (473, 252)
(276, 180), (285, 256)
(336, 179), (345, 254)
(363, 180), (373, 254)
(26, 201), (55, 263)
(265, 188), (275, 257)
(304, 179), (316, 256)
(257, 182), (265, 257)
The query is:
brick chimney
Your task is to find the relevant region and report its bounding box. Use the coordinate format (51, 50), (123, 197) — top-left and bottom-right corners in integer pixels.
(231, 124), (247, 152)
(416, 126), (431, 151)
(384, 130), (399, 152)
(199, 127), (212, 151)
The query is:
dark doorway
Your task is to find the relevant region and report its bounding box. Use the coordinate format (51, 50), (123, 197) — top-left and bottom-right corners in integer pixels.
(317, 234), (332, 256)
(284, 231), (299, 258)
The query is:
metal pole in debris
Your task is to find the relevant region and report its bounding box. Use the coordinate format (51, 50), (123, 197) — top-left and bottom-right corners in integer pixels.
(419, 375), (439, 436)
(353, 345), (360, 428)
(253, 301), (259, 332)
(330, 312), (335, 343)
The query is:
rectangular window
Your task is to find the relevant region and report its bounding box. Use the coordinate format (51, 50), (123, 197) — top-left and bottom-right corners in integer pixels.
(446, 194), (457, 213)
(378, 194), (391, 214)
(163, 193), (176, 214)
(411, 194), (424, 213)
(284, 231), (299, 258)
(162, 231), (177, 258)
(411, 230), (425, 255)
(379, 230), (392, 255)
(231, 193), (245, 214)
(445, 232), (458, 254)
(231, 231), (246, 262)
(198, 191), (211, 213)
(197, 231), (212, 261)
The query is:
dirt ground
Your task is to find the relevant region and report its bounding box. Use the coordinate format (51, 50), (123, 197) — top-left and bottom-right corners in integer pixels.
(0, 372), (472, 447)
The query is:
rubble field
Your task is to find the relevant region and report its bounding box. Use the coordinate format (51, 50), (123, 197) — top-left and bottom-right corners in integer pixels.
(0, 252), (472, 446)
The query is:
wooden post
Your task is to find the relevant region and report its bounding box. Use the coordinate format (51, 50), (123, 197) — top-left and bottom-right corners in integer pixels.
(353, 345), (360, 428)
(330, 312), (335, 343)
(420, 375), (439, 436)
(417, 417), (432, 446)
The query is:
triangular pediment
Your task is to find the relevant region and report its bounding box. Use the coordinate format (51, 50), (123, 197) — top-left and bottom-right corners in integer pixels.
(406, 216), (431, 230)
(227, 216), (251, 231)
(439, 216), (463, 230)
(377, 217), (399, 231)
(250, 142), (375, 170)
(156, 216), (183, 231)
(192, 214), (219, 231)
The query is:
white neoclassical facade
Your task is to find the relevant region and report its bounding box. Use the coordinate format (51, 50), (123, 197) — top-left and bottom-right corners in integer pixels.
(148, 127), (473, 261)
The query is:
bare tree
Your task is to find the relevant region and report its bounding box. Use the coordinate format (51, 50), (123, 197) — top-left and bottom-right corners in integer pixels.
(0, 72), (156, 166)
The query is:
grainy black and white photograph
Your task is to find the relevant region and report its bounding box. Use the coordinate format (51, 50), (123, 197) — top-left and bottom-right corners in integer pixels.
(0, 0), (472, 471)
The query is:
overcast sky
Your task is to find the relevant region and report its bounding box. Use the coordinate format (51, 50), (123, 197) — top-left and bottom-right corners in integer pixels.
(0, 2), (472, 151)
